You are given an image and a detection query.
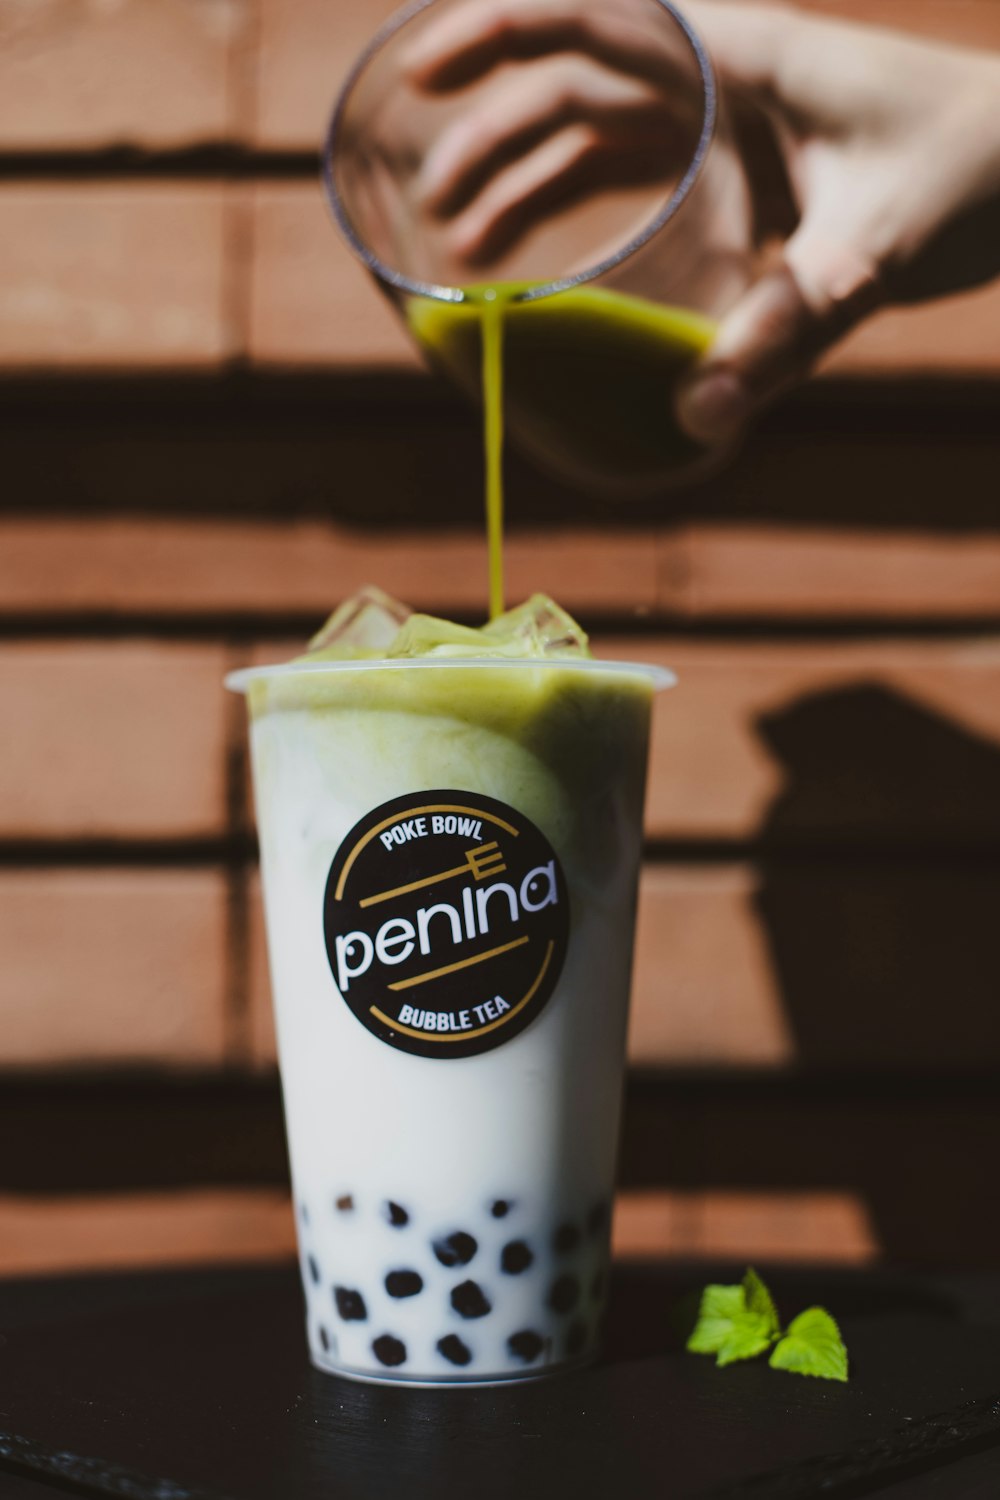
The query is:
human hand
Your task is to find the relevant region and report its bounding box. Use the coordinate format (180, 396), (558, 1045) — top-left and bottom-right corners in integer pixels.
(676, 1), (1000, 444)
(405, 0), (1000, 447)
(403, 0), (705, 269)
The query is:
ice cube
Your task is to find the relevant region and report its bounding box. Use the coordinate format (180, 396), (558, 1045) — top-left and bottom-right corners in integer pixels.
(306, 586), (412, 660)
(387, 613), (489, 658)
(482, 595), (590, 658)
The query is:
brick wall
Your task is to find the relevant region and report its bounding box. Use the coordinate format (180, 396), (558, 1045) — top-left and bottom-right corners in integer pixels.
(2, 0), (1000, 1275)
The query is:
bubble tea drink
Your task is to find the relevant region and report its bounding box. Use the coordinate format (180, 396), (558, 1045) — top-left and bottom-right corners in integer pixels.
(229, 591), (671, 1384)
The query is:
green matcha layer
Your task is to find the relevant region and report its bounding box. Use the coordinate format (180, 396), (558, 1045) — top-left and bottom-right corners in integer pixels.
(407, 283), (715, 485)
(241, 590), (663, 883)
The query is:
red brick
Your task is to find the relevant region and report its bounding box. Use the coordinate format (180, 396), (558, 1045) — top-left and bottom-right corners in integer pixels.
(829, 281), (1000, 378)
(0, 1189), (295, 1277)
(0, 869), (228, 1066)
(247, 184), (1000, 376)
(0, 517), (659, 619)
(248, 183), (416, 367)
(0, 642), (229, 839)
(614, 1190), (879, 1263)
(253, 0), (406, 148)
(0, 0), (247, 150)
(0, 186), (232, 367)
(596, 636), (1000, 841)
(660, 527), (1000, 621)
(253, 0), (1000, 149)
(630, 865), (794, 1068)
(797, 0), (1000, 48)
(0, 1185), (877, 1274)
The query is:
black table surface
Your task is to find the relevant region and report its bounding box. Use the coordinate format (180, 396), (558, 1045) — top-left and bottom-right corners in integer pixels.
(3, 1261), (1000, 1500)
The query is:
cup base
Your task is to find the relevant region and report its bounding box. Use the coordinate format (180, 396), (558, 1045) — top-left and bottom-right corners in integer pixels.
(309, 1347), (598, 1389)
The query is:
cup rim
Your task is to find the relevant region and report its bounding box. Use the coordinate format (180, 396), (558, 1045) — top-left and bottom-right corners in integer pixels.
(226, 656), (676, 694)
(322, 0), (717, 306)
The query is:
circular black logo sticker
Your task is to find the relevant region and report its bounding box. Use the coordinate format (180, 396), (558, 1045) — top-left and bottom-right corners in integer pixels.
(323, 790), (568, 1059)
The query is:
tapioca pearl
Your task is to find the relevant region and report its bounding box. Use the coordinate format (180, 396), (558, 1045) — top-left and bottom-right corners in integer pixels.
(548, 1274), (581, 1315)
(490, 1200), (512, 1219)
(335, 1194), (354, 1213)
(553, 1223), (581, 1255)
(450, 1280), (491, 1319)
(565, 1320), (588, 1357)
(432, 1231), (477, 1267)
(372, 1334), (407, 1367)
(334, 1286), (367, 1321)
(500, 1240), (533, 1275)
(307, 1254), (321, 1286)
(508, 1329), (544, 1364)
(437, 1334), (473, 1367)
(385, 1269), (424, 1299)
(586, 1201), (608, 1237)
(384, 1201), (410, 1228)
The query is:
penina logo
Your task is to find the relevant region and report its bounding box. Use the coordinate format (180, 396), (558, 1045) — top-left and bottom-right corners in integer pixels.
(323, 790), (569, 1059)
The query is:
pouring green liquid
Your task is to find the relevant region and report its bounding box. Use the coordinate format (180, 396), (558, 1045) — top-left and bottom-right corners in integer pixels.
(407, 283), (716, 618)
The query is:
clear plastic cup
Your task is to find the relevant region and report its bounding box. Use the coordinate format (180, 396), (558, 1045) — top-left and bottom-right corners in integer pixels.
(227, 654), (673, 1384)
(323, 0), (753, 491)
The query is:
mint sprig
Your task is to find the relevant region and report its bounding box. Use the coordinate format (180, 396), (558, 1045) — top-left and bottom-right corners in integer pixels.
(770, 1306), (849, 1382)
(686, 1268), (848, 1382)
(686, 1268), (780, 1366)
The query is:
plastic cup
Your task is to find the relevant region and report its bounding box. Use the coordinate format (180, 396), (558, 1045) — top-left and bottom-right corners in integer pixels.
(227, 654), (672, 1385)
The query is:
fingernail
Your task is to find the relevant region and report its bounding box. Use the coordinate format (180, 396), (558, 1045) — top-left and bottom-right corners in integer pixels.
(676, 371), (748, 447)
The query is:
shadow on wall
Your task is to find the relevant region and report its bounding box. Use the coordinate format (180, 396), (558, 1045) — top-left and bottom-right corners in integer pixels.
(752, 682), (1000, 1259)
(754, 683), (1000, 1069)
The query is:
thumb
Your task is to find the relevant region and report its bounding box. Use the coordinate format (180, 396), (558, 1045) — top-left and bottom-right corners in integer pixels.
(675, 231), (883, 446)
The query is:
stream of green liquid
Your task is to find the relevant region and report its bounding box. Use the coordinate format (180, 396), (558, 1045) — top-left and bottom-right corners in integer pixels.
(408, 283), (716, 620)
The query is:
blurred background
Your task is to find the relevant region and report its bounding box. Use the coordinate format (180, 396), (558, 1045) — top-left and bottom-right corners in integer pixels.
(2, 0), (1000, 1280)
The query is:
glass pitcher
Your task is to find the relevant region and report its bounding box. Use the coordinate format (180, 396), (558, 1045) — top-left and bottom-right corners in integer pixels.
(323, 0), (752, 494)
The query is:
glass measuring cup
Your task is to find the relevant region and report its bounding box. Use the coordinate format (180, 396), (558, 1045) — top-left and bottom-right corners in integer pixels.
(323, 0), (753, 492)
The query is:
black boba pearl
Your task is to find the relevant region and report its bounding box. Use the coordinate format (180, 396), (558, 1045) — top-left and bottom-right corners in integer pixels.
(433, 1231), (478, 1267)
(548, 1274), (581, 1314)
(385, 1201), (410, 1227)
(491, 1200), (512, 1218)
(334, 1286), (367, 1321)
(437, 1334), (473, 1367)
(335, 1194), (354, 1213)
(508, 1329), (544, 1363)
(385, 1269), (424, 1299)
(307, 1254), (320, 1285)
(451, 1280), (491, 1319)
(500, 1239), (533, 1275)
(553, 1222), (581, 1255)
(372, 1334), (407, 1367)
(566, 1320), (588, 1357)
(586, 1201), (608, 1236)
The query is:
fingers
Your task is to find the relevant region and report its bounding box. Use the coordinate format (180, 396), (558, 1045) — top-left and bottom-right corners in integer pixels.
(444, 123), (608, 266)
(404, 0), (700, 96)
(442, 121), (677, 265)
(676, 230), (882, 445)
(417, 56), (678, 219)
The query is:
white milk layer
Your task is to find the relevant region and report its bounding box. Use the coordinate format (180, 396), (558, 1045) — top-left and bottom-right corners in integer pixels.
(248, 665), (651, 1382)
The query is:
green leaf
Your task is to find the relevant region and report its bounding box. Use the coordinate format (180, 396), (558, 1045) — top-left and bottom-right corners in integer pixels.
(716, 1315), (779, 1367)
(686, 1283), (746, 1355)
(769, 1307), (849, 1382)
(742, 1268), (780, 1336)
(686, 1271), (781, 1366)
